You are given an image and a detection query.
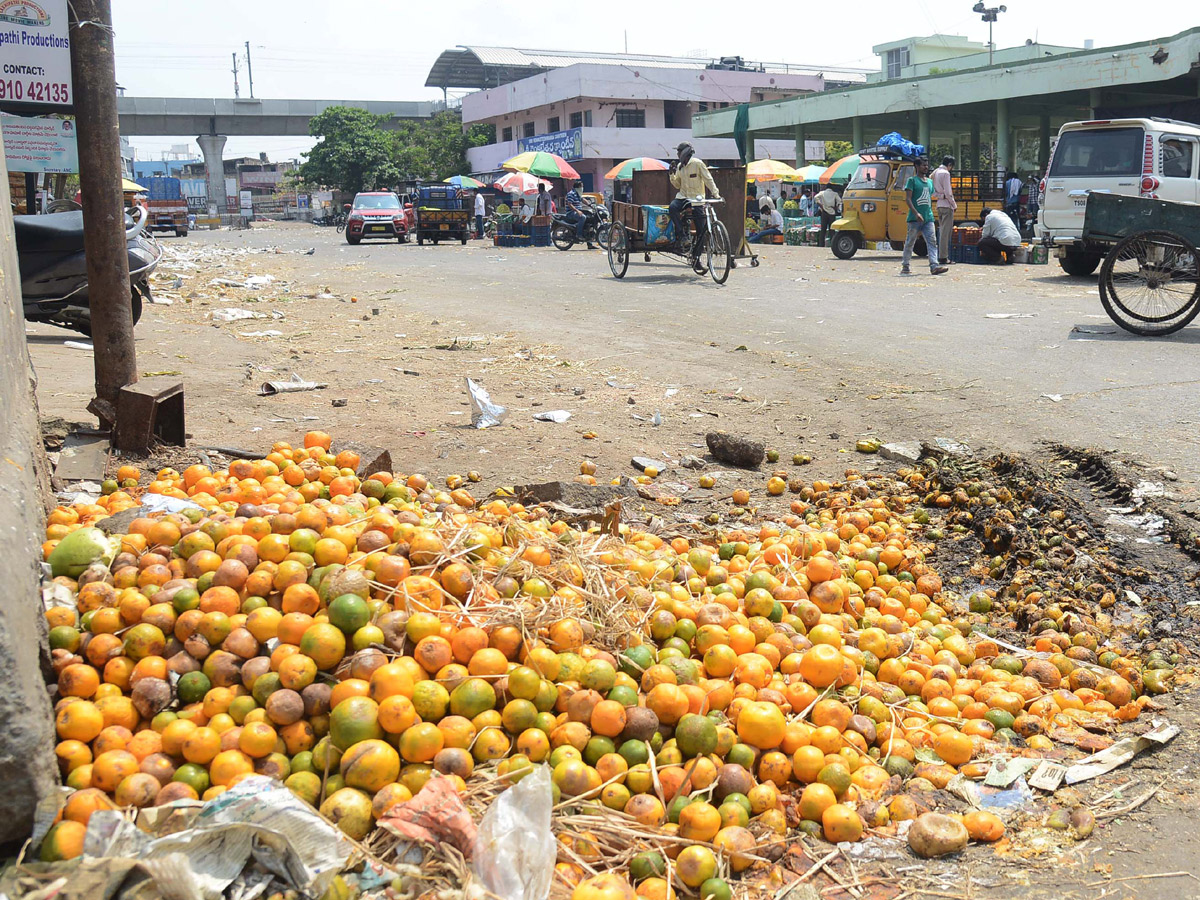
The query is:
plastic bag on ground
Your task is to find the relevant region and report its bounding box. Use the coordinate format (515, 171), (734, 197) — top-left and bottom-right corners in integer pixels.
(472, 765), (554, 900)
(467, 378), (508, 428)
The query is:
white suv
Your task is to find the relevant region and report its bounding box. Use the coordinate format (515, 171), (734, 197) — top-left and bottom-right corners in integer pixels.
(1036, 117), (1200, 275)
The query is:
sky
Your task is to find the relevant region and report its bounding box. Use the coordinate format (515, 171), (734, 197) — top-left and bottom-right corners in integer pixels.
(112, 0), (1192, 162)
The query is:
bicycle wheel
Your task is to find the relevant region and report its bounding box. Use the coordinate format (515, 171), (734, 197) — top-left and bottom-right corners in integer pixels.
(1098, 230), (1200, 335)
(707, 220), (732, 284)
(596, 222), (610, 250)
(607, 222), (629, 278)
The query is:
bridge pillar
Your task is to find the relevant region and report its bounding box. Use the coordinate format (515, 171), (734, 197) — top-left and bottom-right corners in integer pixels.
(852, 117), (864, 152)
(918, 109), (931, 154)
(793, 124), (806, 167)
(996, 99), (1011, 173)
(196, 134), (227, 217)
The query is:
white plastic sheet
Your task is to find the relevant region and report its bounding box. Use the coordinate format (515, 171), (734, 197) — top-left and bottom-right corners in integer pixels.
(473, 765), (554, 900)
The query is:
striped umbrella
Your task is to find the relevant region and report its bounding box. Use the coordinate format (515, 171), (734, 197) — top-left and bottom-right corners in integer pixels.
(746, 159), (799, 182)
(605, 157), (668, 180)
(502, 151), (581, 180)
(819, 154), (862, 185)
(444, 175), (484, 189)
(493, 172), (554, 196)
(785, 164), (827, 185)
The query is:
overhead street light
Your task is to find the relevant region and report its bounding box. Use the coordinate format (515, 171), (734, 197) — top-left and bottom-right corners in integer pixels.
(972, 2), (1008, 66)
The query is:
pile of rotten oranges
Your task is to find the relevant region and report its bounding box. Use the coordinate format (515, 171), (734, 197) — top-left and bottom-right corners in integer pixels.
(39, 432), (1161, 898)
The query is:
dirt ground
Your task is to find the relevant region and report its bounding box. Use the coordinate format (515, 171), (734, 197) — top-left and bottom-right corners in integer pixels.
(24, 222), (1200, 897)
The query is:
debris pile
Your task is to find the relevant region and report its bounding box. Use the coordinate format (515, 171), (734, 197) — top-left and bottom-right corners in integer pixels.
(31, 432), (1189, 899)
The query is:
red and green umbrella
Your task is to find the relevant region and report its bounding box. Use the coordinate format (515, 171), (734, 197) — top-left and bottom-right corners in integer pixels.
(605, 157), (668, 181)
(502, 151), (581, 180)
(819, 154), (862, 185)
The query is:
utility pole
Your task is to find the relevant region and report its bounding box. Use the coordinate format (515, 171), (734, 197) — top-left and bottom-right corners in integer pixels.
(231, 52), (240, 98)
(245, 41), (254, 98)
(68, 0), (137, 427)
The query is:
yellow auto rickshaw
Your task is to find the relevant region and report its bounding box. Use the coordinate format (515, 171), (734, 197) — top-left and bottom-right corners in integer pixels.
(828, 152), (921, 259)
(829, 149), (995, 259)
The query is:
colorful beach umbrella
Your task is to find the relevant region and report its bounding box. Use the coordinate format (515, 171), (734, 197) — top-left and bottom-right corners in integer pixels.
(786, 164), (827, 185)
(746, 159), (798, 182)
(819, 155), (862, 185)
(605, 157), (668, 181)
(502, 151), (581, 180)
(444, 175), (484, 189)
(493, 172), (554, 196)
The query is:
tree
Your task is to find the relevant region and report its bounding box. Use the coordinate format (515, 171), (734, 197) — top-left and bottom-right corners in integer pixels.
(824, 140), (854, 164)
(298, 107), (400, 194)
(393, 111), (493, 182)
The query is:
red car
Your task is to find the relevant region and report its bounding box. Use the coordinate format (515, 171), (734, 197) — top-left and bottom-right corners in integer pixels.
(344, 192), (413, 244)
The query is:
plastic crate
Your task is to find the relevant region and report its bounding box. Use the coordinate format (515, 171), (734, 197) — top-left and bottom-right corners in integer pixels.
(960, 245), (980, 264)
(949, 244), (962, 263)
(960, 228), (982, 246)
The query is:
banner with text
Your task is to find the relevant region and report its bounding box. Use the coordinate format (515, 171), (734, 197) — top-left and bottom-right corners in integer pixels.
(1, 113), (76, 172)
(0, 0), (72, 108)
(518, 127), (583, 160)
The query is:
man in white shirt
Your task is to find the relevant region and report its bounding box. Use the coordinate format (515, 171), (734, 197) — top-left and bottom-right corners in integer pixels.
(748, 206), (785, 243)
(931, 155), (957, 265)
(978, 207), (1022, 263)
(1004, 172), (1023, 229)
(799, 192), (813, 217)
(814, 185), (842, 247)
(474, 191), (486, 239)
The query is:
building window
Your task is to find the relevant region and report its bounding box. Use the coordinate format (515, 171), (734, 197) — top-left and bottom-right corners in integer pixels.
(569, 111), (582, 129)
(547, 116), (560, 133)
(584, 110), (592, 126)
(523, 122), (534, 138)
(886, 46), (910, 79)
(615, 108), (645, 128)
(697, 102), (708, 112)
(502, 126), (512, 142)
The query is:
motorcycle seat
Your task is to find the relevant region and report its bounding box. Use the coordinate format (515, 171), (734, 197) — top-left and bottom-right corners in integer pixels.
(14, 211), (88, 253)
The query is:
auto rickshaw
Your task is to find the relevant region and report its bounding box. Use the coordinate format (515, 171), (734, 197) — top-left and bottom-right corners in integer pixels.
(829, 147), (1001, 259)
(828, 148), (924, 260)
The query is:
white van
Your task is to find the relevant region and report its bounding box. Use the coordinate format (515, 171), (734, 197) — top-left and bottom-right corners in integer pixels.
(1036, 117), (1200, 275)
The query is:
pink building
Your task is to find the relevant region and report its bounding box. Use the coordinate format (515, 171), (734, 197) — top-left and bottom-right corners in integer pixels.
(426, 48), (869, 193)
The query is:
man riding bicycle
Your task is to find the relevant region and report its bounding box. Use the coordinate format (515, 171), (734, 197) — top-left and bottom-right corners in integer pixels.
(669, 141), (720, 272)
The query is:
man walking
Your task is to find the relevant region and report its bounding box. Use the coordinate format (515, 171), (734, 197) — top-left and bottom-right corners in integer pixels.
(474, 190), (486, 239)
(1004, 171), (1023, 229)
(814, 184), (841, 247)
(932, 155), (957, 265)
(901, 157), (949, 276)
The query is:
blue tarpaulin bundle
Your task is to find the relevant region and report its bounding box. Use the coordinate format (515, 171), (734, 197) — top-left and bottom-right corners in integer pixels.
(877, 132), (926, 158)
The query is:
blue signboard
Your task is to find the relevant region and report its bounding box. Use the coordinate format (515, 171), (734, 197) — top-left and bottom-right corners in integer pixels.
(518, 127), (583, 160)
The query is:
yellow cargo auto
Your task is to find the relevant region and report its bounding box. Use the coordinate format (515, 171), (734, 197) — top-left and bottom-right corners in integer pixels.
(830, 150), (995, 259)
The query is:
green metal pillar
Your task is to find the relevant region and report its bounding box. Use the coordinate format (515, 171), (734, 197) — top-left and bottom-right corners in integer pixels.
(852, 117), (864, 151)
(969, 122), (980, 169)
(1089, 88), (1102, 118)
(1038, 116), (1051, 173)
(746, 131), (757, 163)
(918, 109), (931, 154)
(996, 99), (1011, 173)
(793, 124), (806, 167)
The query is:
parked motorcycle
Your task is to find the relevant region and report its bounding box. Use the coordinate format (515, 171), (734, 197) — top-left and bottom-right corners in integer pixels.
(551, 202), (610, 250)
(17, 206), (162, 337)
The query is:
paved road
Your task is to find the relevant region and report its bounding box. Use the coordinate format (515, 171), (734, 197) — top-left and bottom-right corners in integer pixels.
(27, 223), (1200, 492)
(307, 226), (1200, 487)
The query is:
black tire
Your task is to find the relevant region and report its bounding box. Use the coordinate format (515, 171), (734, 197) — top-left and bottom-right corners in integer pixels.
(607, 222), (629, 278)
(346, 235), (360, 245)
(460, 234), (467, 245)
(1060, 249), (1102, 276)
(889, 240), (905, 251)
(131, 288), (144, 327)
(913, 236), (928, 258)
(831, 231), (860, 260)
(175, 228), (188, 237)
(596, 222), (611, 250)
(707, 220), (732, 284)
(336, 222), (345, 234)
(552, 225), (575, 251)
(1098, 230), (1200, 336)
(417, 234), (424, 246)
